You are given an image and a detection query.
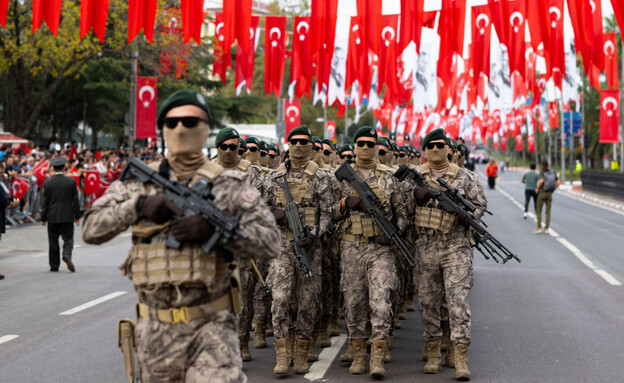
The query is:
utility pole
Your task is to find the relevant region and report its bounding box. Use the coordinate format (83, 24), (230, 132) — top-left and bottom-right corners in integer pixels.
(581, 85), (587, 169)
(559, 97), (566, 183)
(569, 109), (574, 180)
(129, 44), (138, 148)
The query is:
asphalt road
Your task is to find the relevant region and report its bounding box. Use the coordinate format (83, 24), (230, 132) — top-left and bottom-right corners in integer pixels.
(1, 166), (623, 383)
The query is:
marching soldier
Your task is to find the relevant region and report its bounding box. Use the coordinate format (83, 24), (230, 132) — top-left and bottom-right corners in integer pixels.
(267, 144), (281, 169)
(377, 137), (394, 167)
(245, 137), (262, 166)
(264, 126), (333, 375)
(408, 129), (486, 381)
(333, 127), (407, 378)
(337, 144), (354, 164)
(82, 90), (280, 382)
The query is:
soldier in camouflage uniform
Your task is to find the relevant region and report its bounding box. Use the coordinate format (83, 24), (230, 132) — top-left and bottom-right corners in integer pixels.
(338, 144), (354, 164)
(267, 144), (281, 169)
(212, 127), (267, 362)
(82, 90), (280, 383)
(334, 127), (407, 378)
(408, 129), (486, 381)
(264, 126), (334, 375)
(244, 137), (261, 167)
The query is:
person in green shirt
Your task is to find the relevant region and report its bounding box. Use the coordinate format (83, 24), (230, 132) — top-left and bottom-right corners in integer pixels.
(522, 163), (539, 219)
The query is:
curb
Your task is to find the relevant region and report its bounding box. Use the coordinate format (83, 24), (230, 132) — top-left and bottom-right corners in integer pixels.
(566, 190), (624, 211)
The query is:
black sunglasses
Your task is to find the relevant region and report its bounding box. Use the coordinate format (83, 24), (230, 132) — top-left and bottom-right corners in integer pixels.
(269, 154), (276, 159)
(339, 154), (353, 160)
(323, 149), (332, 156)
(260, 151), (267, 157)
(379, 149), (388, 156)
(426, 142), (447, 150)
(356, 141), (376, 148)
(399, 153), (406, 158)
(248, 146), (259, 152)
(219, 143), (238, 151)
(415, 154), (421, 158)
(163, 116), (209, 129)
(312, 145), (321, 151)
(238, 149), (246, 155)
(290, 138), (310, 146)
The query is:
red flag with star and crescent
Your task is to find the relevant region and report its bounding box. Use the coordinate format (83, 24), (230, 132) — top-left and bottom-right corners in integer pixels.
(83, 171), (100, 195)
(32, 159), (50, 187)
(284, 99), (302, 142)
(11, 177), (30, 201)
(135, 76), (157, 139)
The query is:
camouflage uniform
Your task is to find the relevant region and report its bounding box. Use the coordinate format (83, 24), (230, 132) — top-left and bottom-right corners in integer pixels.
(264, 162), (333, 341)
(82, 160), (280, 382)
(334, 164), (406, 342)
(410, 162), (486, 346)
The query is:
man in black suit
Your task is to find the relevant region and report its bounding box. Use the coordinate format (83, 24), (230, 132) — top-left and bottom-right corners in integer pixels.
(1, 163), (20, 280)
(39, 157), (81, 272)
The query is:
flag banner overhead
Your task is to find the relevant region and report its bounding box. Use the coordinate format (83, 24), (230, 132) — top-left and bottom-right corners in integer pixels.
(599, 90), (620, 144)
(135, 76), (158, 139)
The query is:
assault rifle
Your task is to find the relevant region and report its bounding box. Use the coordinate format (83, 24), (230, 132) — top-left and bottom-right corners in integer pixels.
(120, 157), (248, 258)
(272, 168), (320, 301)
(394, 164), (520, 264)
(334, 161), (416, 267)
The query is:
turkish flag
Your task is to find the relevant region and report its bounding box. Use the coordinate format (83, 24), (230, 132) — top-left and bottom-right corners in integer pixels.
(213, 14), (232, 85)
(379, 15), (399, 105)
(67, 174), (81, 190)
(235, 16), (259, 95)
(612, 0), (624, 36)
(346, 16), (371, 96)
(11, 177), (30, 201)
(603, 33), (619, 90)
(325, 121), (336, 141)
(515, 135), (523, 152)
(587, 0), (604, 72)
(181, 0), (204, 45)
(284, 99), (302, 142)
(310, 0), (338, 92)
(80, 0), (109, 43)
(358, 0), (382, 59)
(437, 0), (465, 103)
(32, 0), (63, 36)
(526, 1), (551, 54)
(547, 0), (565, 88)
(96, 180), (109, 200)
(32, 159), (50, 187)
(599, 90), (620, 143)
(532, 74), (547, 107)
(135, 76), (158, 139)
(0, 0), (9, 28)
(548, 101), (559, 129)
(106, 170), (116, 183)
(223, 0), (252, 53)
(528, 135), (535, 153)
(84, 172), (100, 195)
(488, 0), (509, 48)
(513, 108), (525, 136)
(128, 0), (157, 43)
(290, 17), (313, 99)
(398, 0), (425, 54)
(506, 0), (526, 79)
(512, 72), (527, 103)
(175, 49), (189, 80)
(472, 5), (492, 84)
(525, 47), (537, 92)
(264, 16), (287, 97)
(501, 136), (508, 151)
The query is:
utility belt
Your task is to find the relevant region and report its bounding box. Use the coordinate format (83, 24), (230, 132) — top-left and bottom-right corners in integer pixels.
(136, 292), (232, 324)
(339, 233), (381, 245)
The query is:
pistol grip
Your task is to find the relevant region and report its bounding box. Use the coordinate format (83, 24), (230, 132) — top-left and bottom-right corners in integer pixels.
(165, 233), (182, 249)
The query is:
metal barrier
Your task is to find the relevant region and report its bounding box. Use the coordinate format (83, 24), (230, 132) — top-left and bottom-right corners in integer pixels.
(580, 171), (624, 199)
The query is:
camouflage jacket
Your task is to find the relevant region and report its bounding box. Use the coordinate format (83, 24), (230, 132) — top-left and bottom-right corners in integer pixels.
(215, 157), (265, 196)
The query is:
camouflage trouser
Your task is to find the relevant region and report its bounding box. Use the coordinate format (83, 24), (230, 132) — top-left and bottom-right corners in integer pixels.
(415, 233), (474, 345)
(238, 261), (256, 337)
(135, 308), (245, 383)
(268, 234), (321, 341)
(340, 239), (397, 342)
(253, 259), (272, 322)
(320, 237), (340, 323)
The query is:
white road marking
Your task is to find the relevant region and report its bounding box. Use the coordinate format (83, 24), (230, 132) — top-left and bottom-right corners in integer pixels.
(493, 180), (621, 286)
(0, 335), (19, 345)
(31, 252), (47, 258)
(304, 334), (347, 381)
(59, 291), (127, 315)
(119, 233), (132, 238)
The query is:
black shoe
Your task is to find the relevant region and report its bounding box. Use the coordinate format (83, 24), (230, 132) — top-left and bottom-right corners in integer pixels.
(0, 274), (4, 280)
(63, 259), (76, 273)
(50, 268), (59, 272)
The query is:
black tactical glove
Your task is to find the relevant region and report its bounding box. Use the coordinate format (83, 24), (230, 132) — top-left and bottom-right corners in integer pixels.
(170, 215), (214, 242)
(300, 234), (318, 252)
(413, 187), (435, 204)
(457, 213), (471, 228)
(377, 233), (391, 246)
(344, 196), (367, 212)
(271, 208), (289, 227)
(137, 195), (182, 223)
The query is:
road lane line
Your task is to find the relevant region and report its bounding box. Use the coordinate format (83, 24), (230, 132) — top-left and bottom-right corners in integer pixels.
(493, 180), (622, 286)
(59, 291), (127, 315)
(0, 335), (19, 345)
(304, 334), (347, 381)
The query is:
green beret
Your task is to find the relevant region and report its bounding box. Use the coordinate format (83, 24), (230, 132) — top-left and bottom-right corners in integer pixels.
(391, 143), (399, 151)
(259, 140), (269, 151)
(338, 144), (354, 154)
(353, 126), (378, 143)
(239, 139), (247, 150)
(448, 138), (458, 150)
(400, 145), (410, 153)
(245, 137), (260, 146)
(268, 143), (279, 152)
(312, 136), (322, 144)
(157, 89), (211, 129)
(422, 128), (448, 149)
(378, 137), (391, 149)
(215, 127), (240, 147)
(288, 125), (312, 140)
(211, 153), (218, 160)
(321, 139), (335, 150)
(51, 157), (66, 167)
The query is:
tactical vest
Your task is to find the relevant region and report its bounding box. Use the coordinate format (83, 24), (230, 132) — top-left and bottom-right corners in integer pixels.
(236, 159), (252, 172)
(414, 162), (459, 234)
(276, 161), (319, 229)
(340, 166), (390, 238)
(121, 161), (231, 291)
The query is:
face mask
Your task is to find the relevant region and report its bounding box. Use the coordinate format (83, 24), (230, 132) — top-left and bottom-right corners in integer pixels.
(425, 143), (450, 171)
(269, 155), (280, 168)
(259, 153), (269, 167)
(289, 142), (312, 172)
(354, 143), (377, 169)
(217, 145), (239, 168)
(323, 153), (333, 166)
(246, 148), (260, 165)
(164, 121), (210, 180)
(378, 148), (392, 165)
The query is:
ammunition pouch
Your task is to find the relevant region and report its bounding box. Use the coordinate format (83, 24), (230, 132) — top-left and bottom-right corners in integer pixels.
(414, 206), (456, 234)
(117, 319), (136, 383)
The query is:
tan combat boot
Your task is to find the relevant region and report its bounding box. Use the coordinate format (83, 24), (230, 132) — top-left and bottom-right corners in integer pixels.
(240, 333), (251, 361)
(370, 339), (388, 378)
(253, 320), (267, 349)
(423, 341), (442, 374)
(349, 339), (367, 374)
(440, 320), (451, 352)
(421, 343), (427, 361)
(454, 343), (471, 381)
(404, 298), (416, 311)
(328, 316), (340, 337)
(307, 335), (319, 362)
(318, 321), (332, 348)
(340, 340), (355, 362)
(293, 338), (310, 374)
(445, 344), (455, 368)
(398, 306), (408, 320)
(273, 338), (290, 375)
